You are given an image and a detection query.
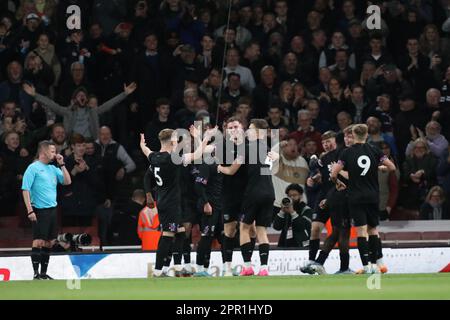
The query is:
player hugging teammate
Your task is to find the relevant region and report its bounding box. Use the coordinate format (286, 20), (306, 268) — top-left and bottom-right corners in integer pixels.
(141, 118), (278, 277)
(331, 124), (395, 274)
(302, 124), (395, 275)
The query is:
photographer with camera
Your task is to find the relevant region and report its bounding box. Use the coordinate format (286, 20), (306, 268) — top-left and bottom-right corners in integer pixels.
(273, 184), (312, 248)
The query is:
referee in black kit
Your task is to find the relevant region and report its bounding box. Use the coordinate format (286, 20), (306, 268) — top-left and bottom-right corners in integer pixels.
(22, 141), (71, 280)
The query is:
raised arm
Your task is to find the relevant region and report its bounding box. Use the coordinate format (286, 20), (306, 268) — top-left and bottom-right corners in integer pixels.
(96, 82), (137, 115)
(140, 133), (152, 158)
(183, 126), (218, 164)
(23, 83), (70, 116)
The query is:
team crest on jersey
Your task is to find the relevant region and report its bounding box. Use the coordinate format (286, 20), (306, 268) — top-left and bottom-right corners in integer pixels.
(168, 223), (178, 232)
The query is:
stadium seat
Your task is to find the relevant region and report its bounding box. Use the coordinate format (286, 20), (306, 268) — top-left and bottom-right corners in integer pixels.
(384, 232), (422, 241)
(421, 232), (450, 240)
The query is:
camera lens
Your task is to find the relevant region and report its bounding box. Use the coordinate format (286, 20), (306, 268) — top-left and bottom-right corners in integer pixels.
(282, 197), (292, 207)
(72, 234), (92, 246)
(57, 233), (73, 243)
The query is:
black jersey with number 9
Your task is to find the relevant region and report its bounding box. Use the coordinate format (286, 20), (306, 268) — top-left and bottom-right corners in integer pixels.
(338, 143), (387, 204)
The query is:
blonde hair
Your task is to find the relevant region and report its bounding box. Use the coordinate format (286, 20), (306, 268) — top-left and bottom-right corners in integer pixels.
(352, 124), (368, 141)
(426, 186), (445, 204)
(411, 138), (430, 155)
(158, 129), (175, 143)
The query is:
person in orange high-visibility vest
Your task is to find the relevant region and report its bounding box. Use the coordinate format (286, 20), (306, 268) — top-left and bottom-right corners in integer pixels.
(137, 202), (161, 251)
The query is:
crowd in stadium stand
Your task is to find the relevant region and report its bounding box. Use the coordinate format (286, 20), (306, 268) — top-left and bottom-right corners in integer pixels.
(1, 0), (450, 247)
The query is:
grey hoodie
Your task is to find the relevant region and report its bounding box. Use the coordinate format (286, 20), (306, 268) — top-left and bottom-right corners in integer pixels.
(35, 92), (127, 139)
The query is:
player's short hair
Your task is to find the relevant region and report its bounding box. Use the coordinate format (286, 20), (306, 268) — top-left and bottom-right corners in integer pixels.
(158, 129), (175, 143)
(352, 124), (368, 140)
(343, 125), (354, 135)
(38, 140), (56, 154)
(321, 131), (336, 141)
(70, 133), (85, 145)
(225, 116), (243, 125)
(250, 118), (269, 129)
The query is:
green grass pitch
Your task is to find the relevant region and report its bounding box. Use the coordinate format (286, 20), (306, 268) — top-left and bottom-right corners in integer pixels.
(1, 274), (449, 300)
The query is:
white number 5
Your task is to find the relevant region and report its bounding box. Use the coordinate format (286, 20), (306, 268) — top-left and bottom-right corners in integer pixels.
(154, 167), (163, 186)
(357, 156), (371, 176)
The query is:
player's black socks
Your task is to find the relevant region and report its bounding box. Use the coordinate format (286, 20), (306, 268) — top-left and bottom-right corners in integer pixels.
(164, 248), (173, 267)
(156, 236), (173, 270)
(196, 236), (212, 267)
(377, 237), (384, 260)
(172, 232), (186, 266)
(183, 236), (192, 264)
(40, 247), (50, 275)
(172, 232), (185, 265)
(204, 252), (211, 268)
(223, 236), (235, 262)
(31, 247), (41, 275)
(259, 243), (270, 265)
(309, 239), (320, 261)
(357, 237), (369, 266)
(220, 236), (226, 264)
(250, 237), (256, 255)
(240, 242), (253, 263)
(368, 235), (378, 264)
(315, 250), (329, 265)
(340, 252), (350, 271)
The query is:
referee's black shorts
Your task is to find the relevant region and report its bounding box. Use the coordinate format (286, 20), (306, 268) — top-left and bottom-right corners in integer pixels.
(32, 207), (58, 241)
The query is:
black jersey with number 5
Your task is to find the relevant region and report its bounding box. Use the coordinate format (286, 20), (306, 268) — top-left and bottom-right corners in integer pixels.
(148, 152), (182, 211)
(338, 143), (387, 204)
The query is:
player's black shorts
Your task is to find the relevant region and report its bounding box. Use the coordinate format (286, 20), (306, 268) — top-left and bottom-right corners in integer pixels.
(196, 207), (221, 237)
(241, 196), (274, 227)
(312, 188), (332, 224)
(349, 202), (379, 227)
(32, 207), (57, 241)
(158, 207), (182, 232)
(181, 200), (197, 224)
(330, 201), (351, 229)
(222, 200), (243, 224)
(312, 207), (330, 224)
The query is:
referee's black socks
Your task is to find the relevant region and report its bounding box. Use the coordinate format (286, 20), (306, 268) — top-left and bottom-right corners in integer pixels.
(357, 237), (369, 266)
(31, 247), (41, 275)
(40, 247), (50, 275)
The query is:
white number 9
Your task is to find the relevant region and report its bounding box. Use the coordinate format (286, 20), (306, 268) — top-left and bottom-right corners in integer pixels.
(357, 156), (371, 176)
